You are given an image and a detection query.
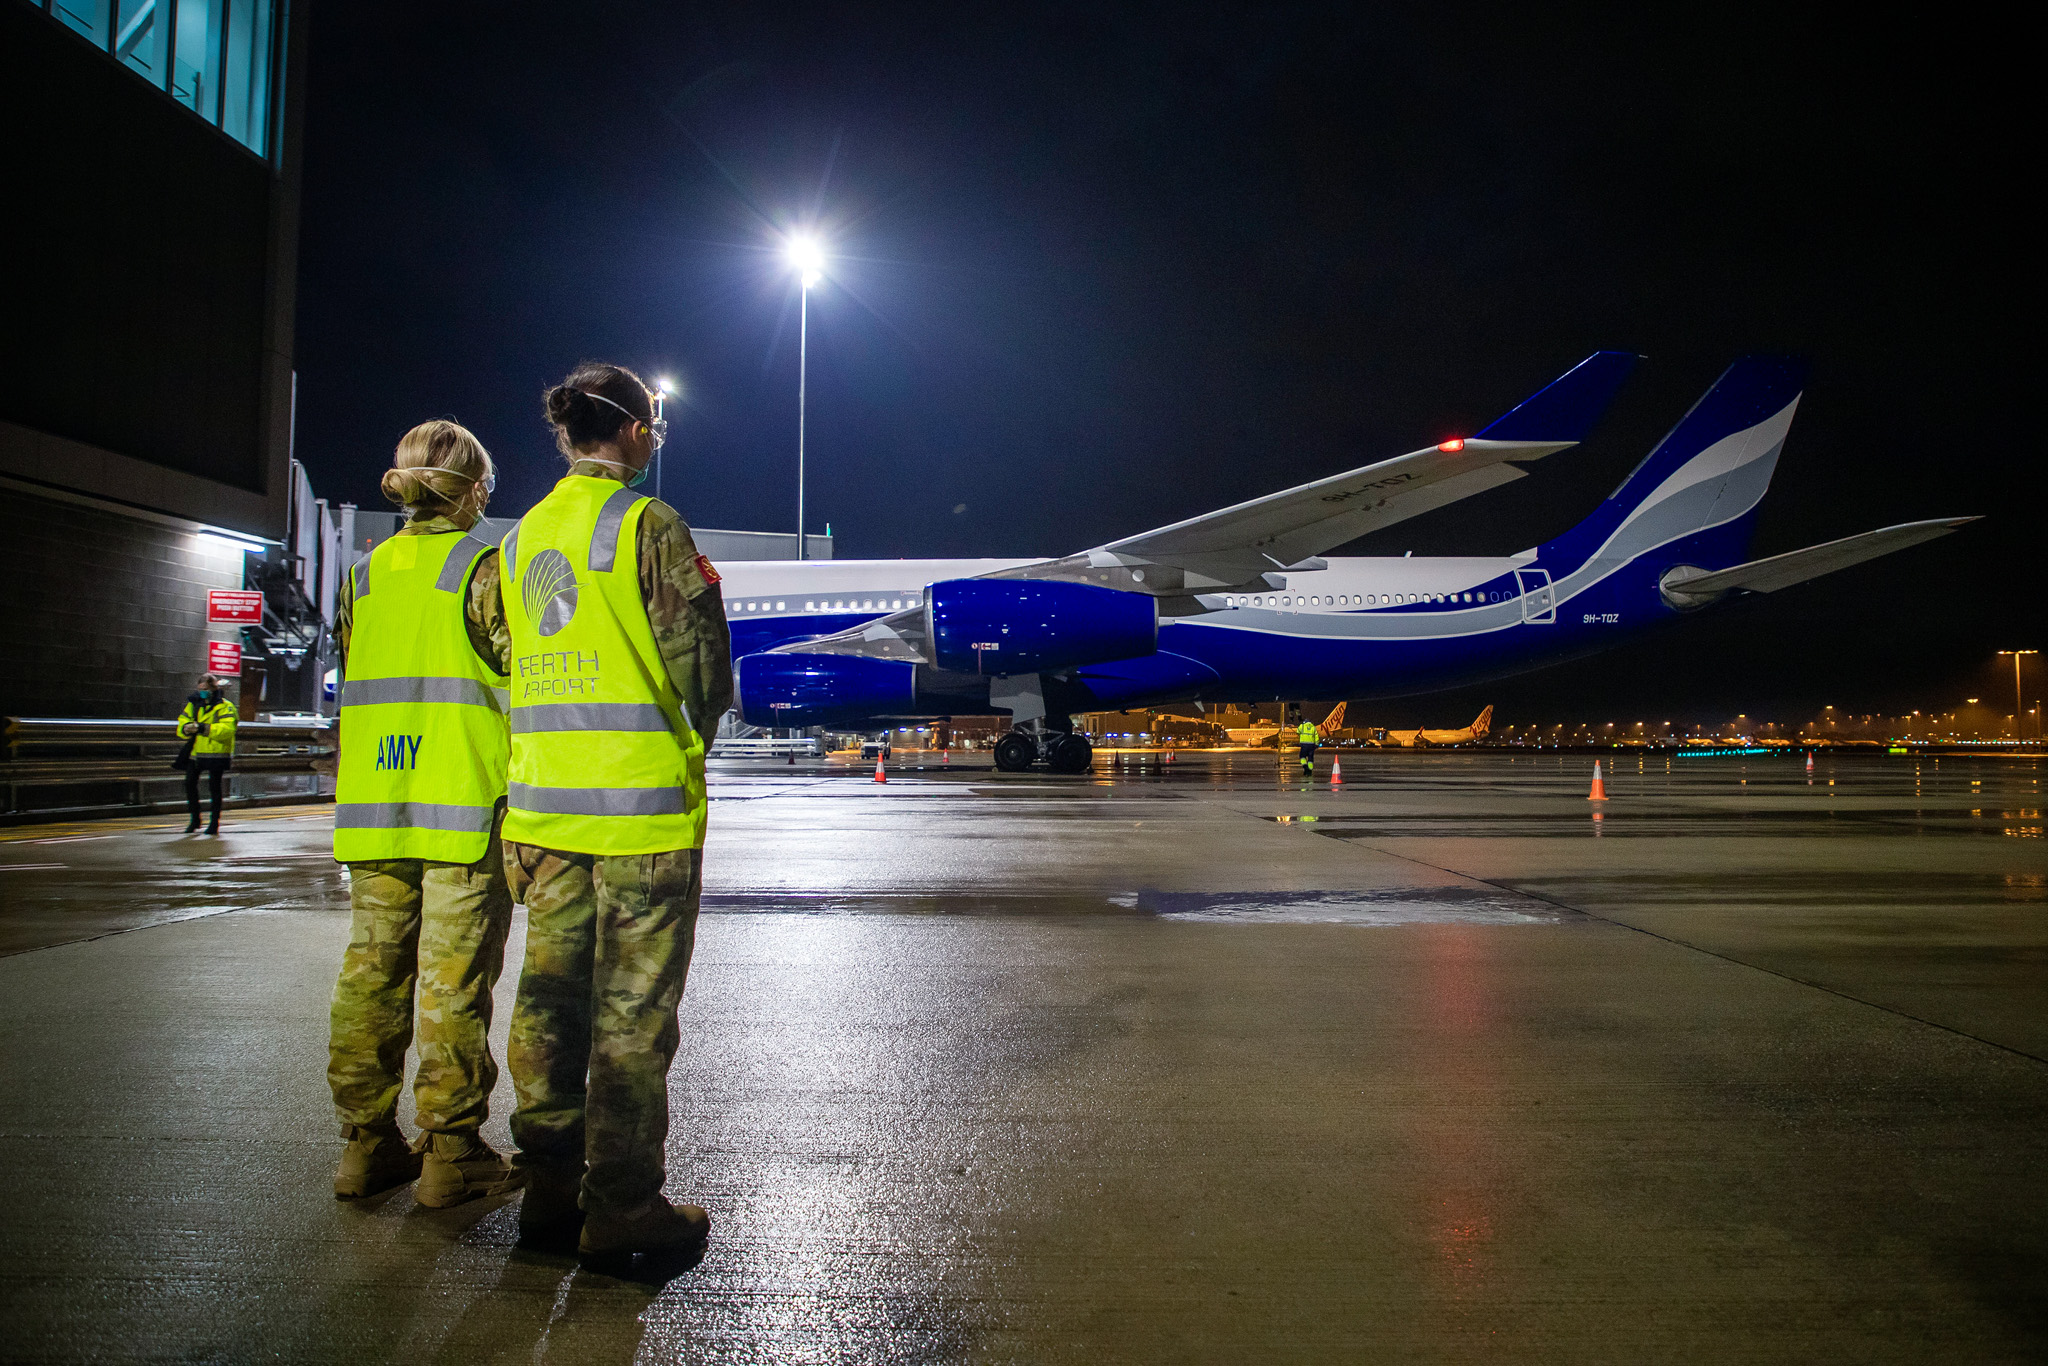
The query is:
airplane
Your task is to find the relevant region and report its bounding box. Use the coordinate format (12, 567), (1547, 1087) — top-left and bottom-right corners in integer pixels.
(1221, 701), (1348, 747)
(1376, 705), (1493, 748)
(718, 352), (1979, 773)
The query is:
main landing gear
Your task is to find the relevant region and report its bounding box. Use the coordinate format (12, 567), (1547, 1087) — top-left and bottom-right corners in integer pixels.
(993, 727), (1094, 774)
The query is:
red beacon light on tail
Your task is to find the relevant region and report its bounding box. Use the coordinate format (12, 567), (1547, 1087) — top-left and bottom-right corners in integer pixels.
(1437, 438), (1466, 453)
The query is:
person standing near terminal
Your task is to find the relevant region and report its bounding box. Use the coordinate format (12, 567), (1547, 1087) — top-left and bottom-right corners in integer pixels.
(502, 362), (731, 1259)
(176, 675), (237, 833)
(327, 420), (521, 1207)
(1296, 714), (1321, 771)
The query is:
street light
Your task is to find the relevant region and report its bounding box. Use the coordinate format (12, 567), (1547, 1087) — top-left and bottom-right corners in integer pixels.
(1998, 650), (2037, 740)
(653, 377), (675, 504)
(785, 234), (826, 560)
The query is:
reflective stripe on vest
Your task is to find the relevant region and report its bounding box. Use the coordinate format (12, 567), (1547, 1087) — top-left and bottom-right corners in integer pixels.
(335, 801), (497, 832)
(342, 676), (502, 708)
(501, 475), (707, 856)
(511, 702), (671, 733)
(507, 782), (689, 816)
(334, 530), (510, 864)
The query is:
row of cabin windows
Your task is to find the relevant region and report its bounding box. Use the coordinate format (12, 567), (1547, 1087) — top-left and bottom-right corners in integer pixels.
(1224, 590), (1511, 609)
(731, 595), (922, 614)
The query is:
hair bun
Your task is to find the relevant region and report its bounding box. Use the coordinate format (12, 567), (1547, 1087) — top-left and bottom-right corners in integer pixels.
(380, 467), (425, 508)
(543, 384), (592, 427)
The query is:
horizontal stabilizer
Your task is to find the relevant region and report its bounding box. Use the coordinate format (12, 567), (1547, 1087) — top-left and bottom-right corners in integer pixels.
(1660, 517), (1980, 606)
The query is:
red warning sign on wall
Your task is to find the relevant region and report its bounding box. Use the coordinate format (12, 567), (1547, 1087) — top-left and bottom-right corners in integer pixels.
(207, 589), (264, 624)
(206, 641), (243, 675)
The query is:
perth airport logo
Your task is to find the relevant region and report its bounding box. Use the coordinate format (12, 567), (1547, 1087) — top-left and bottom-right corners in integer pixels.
(523, 549), (579, 637)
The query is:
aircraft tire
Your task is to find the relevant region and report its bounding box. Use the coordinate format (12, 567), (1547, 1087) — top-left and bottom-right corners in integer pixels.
(1048, 734), (1094, 774)
(993, 732), (1038, 773)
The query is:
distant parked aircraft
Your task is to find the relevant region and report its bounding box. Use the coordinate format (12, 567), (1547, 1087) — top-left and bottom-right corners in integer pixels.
(1378, 705), (1493, 748)
(1224, 701), (1348, 747)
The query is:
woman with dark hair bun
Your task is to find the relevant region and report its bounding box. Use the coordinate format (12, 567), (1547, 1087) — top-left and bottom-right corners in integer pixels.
(497, 360), (731, 1260)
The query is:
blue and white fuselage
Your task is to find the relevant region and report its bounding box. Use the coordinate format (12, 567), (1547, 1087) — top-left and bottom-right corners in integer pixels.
(718, 354), (1974, 734)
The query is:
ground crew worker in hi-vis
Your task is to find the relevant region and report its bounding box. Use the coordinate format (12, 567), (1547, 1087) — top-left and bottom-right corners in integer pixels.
(327, 420), (521, 1206)
(502, 362), (731, 1260)
(176, 674), (237, 833)
(1296, 715), (1322, 770)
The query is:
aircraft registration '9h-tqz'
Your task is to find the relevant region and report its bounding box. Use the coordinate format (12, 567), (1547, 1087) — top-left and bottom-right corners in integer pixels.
(724, 353), (1979, 773)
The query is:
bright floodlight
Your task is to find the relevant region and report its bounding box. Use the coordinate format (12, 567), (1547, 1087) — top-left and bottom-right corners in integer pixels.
(787, 234), (825, 288)
(656, 377), (675, 395)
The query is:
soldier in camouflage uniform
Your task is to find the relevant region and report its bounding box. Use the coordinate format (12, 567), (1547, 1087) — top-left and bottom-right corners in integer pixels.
(328, 422), (521, 1205)
(506, 366), (732, 1259)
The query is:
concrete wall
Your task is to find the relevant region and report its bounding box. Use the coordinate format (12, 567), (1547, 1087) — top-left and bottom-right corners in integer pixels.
(0, 488), (249, 720)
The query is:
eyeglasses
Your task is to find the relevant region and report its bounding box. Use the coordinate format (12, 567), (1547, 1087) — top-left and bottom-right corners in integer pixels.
(582, 389), (668, 450)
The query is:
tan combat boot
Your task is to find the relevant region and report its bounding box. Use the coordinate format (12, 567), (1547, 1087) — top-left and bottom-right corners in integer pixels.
(578, 1195), (711, 1261)
(333, 1122), (421, 1199)
(413, 1131), (523, 1208)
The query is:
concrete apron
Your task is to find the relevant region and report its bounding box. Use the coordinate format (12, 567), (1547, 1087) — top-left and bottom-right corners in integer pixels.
(0, 752), (2042, 1362)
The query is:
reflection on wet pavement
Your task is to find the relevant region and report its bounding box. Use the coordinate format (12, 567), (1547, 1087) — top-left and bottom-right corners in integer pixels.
(0, 751), (2044, 1361)
(1112, 887), (1573, 924)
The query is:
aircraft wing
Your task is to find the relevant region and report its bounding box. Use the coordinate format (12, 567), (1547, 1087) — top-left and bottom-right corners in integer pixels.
(780, 353), (1641, 662)
(1660, 517), (1980, 605)
(991, 350), (1640, 592)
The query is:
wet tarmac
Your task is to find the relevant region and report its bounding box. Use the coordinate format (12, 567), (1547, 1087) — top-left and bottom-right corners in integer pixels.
(0, 750), (2043, 1362)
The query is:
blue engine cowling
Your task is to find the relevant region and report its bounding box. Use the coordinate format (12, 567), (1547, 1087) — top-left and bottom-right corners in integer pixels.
(736, 652), (918, 728)
(928, 578), (1156, 674)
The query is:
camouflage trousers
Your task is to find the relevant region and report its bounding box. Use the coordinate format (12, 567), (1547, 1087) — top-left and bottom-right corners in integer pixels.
(328, 833), (513, 1134)
(504, 842), (701, 1218)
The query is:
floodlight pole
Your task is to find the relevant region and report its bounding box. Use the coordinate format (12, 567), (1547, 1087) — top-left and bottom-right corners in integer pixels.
(2001, 650), (2037, 740)
(797, 281), (809, 561)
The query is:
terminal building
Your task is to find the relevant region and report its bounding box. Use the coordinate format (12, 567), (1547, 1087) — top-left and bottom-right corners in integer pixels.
(1, 0), (308, 720)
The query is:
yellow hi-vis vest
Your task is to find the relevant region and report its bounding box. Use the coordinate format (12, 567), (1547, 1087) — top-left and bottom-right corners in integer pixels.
(1297, 722), (1320, 743)
(178, 696), (237, 756)
(333, 531), (509, 863)
(500, 476), (706, 855)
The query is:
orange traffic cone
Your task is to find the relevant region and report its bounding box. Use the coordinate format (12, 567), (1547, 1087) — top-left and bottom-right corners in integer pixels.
(1805, 751), (1814, 773)
(873, 754), (887, 784)
(1587, 760), (1608, 801)
(1331, 756), (1344, 786)
(1164, 748), (1175, 764)
(942, 748), (950, 765)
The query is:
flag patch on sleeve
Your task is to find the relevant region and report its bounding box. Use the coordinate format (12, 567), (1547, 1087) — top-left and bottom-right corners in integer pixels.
(694, 554), (722, 585)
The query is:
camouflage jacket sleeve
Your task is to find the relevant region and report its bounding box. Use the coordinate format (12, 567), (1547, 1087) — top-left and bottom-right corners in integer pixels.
(335, 569), (355, 665)
(464, 549), (510, 676)
(637, 500), (732, 741)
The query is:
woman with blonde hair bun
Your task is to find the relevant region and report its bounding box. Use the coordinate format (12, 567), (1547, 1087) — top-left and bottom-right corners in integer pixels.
(324, 417), (523, 1208)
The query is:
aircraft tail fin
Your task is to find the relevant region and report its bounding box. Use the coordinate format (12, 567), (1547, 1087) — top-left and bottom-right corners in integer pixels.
(1545, 355), (1807, 572)
(1470, 705), (1493, 736)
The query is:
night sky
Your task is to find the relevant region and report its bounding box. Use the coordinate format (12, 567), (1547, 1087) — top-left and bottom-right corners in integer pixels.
(293, 3), (2037, 726)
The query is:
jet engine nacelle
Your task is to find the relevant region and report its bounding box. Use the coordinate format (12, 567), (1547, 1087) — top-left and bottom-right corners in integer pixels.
(928, 578), (1157, 674)
(736, 652), (916, 728)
